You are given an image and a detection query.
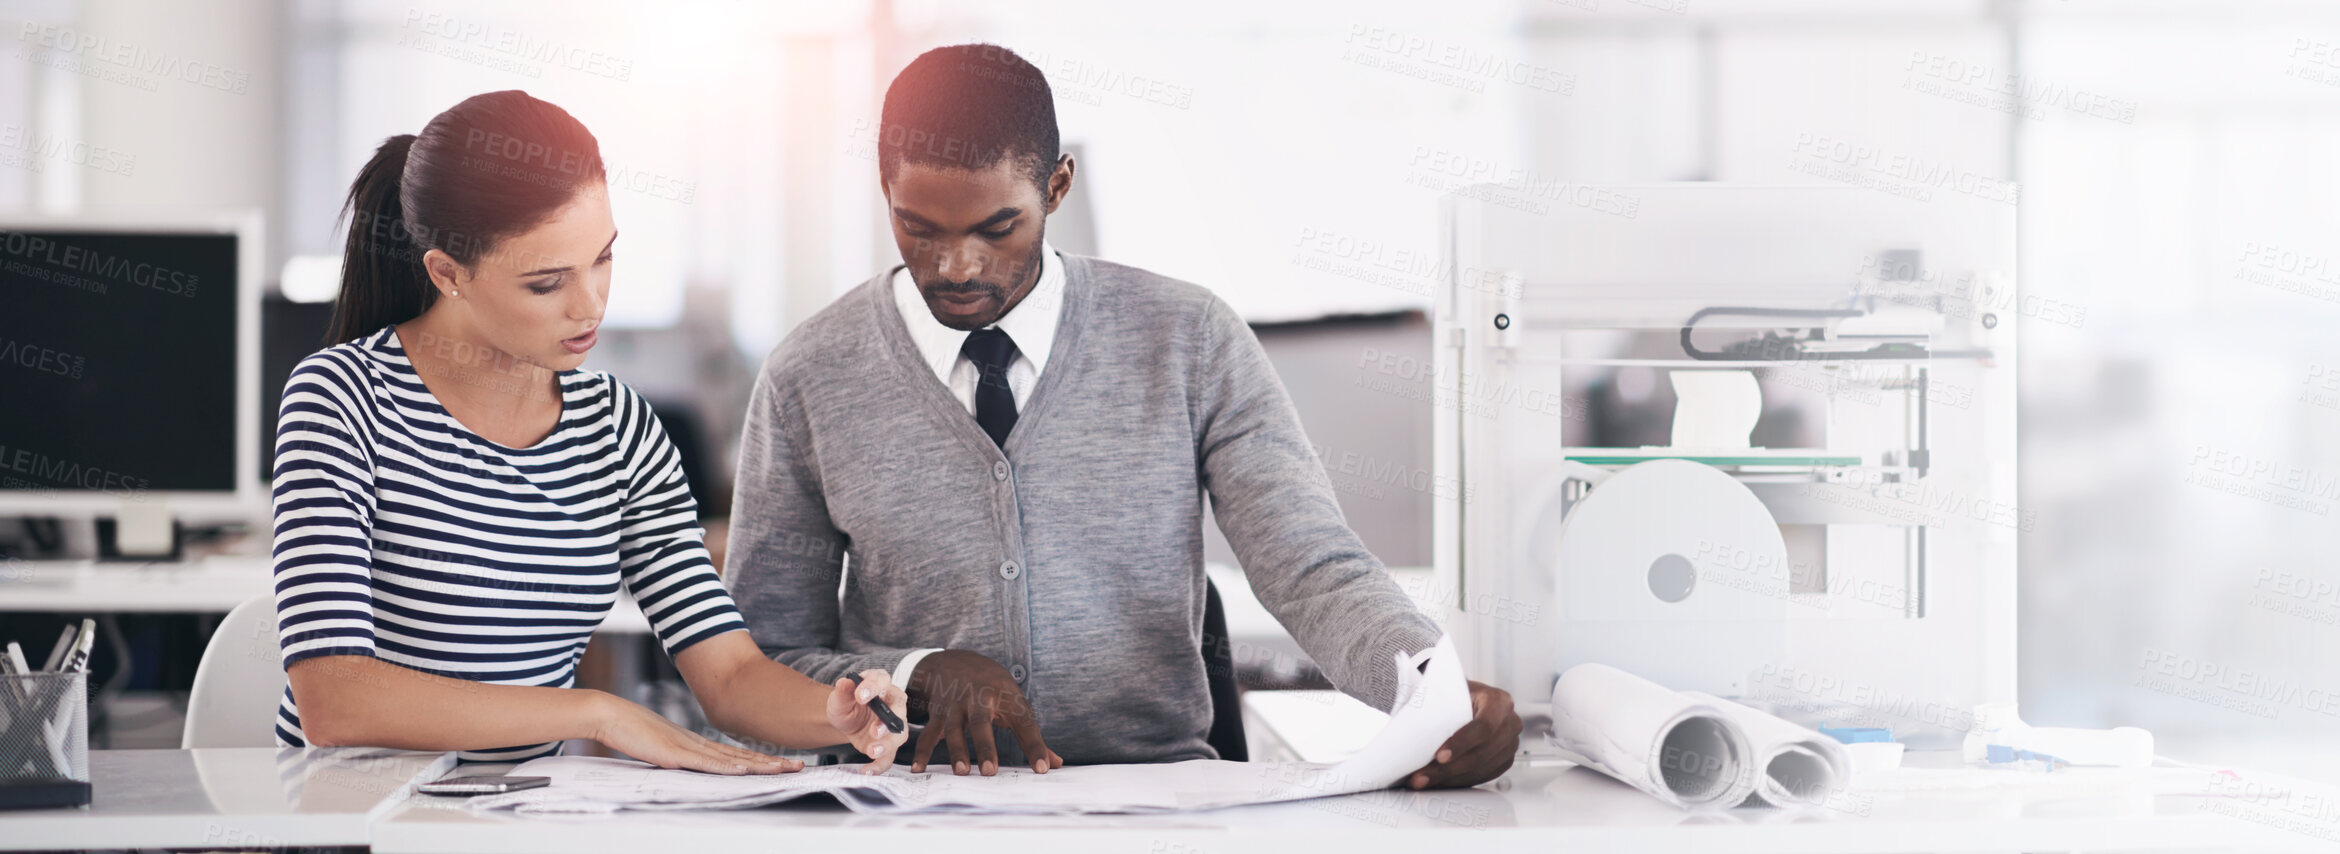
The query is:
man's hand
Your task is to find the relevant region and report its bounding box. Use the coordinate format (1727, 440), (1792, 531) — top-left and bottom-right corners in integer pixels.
(906, 649), (1065, 776)
(1405, 680), (1521, 789)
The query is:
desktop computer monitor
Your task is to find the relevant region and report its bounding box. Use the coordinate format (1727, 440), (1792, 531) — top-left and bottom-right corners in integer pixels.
(0, 213), (262, 523)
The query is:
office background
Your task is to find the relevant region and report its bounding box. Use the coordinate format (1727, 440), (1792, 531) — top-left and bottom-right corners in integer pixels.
(0, 0), (2334, 779)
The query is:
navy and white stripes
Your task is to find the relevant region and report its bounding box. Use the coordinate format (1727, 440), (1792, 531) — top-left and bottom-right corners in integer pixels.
(270, 326), (745, 761)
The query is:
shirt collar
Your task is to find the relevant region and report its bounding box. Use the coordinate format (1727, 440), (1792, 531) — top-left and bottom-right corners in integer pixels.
(890, 242), (1064, 384)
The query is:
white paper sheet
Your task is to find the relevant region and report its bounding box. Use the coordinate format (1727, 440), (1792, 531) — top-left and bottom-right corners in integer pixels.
(1240, 690), (1389, 763)
(469, 635), (1471, 816)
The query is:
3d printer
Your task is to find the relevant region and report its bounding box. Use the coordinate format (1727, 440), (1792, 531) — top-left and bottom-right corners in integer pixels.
(1430, 184), (2019, 750)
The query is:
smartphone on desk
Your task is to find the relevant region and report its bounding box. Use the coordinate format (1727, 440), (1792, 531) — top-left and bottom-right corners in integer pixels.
(418, 775), (551, 796)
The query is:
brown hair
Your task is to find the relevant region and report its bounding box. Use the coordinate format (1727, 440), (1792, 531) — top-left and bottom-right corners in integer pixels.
(326, 90), (605, 344)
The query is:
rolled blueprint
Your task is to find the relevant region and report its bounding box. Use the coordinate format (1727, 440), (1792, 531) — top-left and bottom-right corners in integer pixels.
(1681, 691), (1851, 808)
(1548, 663), (1756, 810)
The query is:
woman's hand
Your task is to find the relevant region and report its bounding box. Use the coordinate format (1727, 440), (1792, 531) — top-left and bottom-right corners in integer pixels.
(586, 690), (802, 775)
(827, 669), (910, 775)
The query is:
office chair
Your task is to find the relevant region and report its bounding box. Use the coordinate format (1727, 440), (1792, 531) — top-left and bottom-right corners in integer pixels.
(1202, 579), (1246, 761)
(182, 595), (287, 749)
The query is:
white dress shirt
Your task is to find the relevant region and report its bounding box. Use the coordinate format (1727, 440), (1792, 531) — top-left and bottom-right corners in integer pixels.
(888, 242), (1065, 415)
(883, 242), (1065, 700)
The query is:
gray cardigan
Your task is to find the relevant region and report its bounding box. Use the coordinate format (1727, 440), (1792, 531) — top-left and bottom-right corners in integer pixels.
(725, 254), (1442, 764)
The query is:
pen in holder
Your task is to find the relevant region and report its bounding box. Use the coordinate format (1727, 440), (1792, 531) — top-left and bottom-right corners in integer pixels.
(0, 671), (91, 809)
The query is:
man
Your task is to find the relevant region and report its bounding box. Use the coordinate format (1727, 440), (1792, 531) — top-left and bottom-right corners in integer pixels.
(727, 44), (1520, 789)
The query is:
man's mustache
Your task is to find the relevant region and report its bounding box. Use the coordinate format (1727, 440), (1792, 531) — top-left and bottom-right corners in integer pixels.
(926, 280), (1003, 297)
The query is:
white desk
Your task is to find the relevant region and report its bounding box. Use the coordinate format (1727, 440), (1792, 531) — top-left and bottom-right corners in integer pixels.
(0, 557), (662, 633)
(1, 745), (2324, 851)
(369, 750), (2338, 854)
(0, 557), (273, 613)
(0, 747), (451, 851)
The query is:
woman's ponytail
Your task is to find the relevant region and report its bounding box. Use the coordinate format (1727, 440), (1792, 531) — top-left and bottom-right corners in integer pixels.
(325, 134), (424, 345)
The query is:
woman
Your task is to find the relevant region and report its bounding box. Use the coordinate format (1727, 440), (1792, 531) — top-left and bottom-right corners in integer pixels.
(272, 90), (903, 772)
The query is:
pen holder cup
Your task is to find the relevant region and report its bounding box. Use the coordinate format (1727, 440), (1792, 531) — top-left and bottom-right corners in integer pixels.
(0, 672), (89, 790)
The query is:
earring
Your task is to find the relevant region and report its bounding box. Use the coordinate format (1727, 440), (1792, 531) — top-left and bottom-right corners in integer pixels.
(451, 289), (460, 298)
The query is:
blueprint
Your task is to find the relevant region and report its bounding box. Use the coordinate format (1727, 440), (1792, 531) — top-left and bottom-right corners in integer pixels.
(467, 636), (1470, 816)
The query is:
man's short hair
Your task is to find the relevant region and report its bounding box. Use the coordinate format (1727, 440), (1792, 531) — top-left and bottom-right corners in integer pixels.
(878, 44), (1060, 192)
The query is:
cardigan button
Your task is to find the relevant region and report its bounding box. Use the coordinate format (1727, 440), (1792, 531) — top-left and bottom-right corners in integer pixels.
(999, 560), (1021, 580)
(1009, 664), (1027, 682)
(993, 460), (1009, 481)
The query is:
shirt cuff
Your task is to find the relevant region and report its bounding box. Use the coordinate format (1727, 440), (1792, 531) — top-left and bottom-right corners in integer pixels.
(892, 647), (945, 696)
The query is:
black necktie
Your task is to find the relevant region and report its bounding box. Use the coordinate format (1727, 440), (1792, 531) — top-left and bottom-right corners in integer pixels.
(961, 328), (1019, 448)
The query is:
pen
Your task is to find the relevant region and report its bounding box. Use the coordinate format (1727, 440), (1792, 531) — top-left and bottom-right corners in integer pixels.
(0, 641), (27, 704)
(39, 623), (76, 672)
(847, 673), (906, 734)
(59, 618), (96, 674)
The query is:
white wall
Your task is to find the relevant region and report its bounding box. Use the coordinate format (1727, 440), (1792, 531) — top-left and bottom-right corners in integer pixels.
(75, 0), (281, 252)
(11, 0), (2334, 778)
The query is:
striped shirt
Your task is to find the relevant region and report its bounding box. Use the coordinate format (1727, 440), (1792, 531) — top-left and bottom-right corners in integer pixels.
(270, 326), (746, 761)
